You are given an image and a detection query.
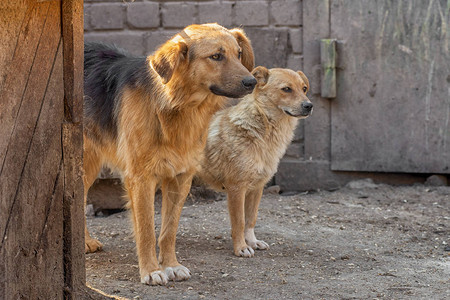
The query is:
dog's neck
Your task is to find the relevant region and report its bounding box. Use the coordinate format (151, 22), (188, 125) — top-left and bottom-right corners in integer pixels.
(230, 95), (298, 139)
(155, 88), (226, 146)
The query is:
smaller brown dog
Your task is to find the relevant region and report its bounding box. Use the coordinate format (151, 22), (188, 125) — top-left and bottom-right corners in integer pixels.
(199, 67), (312, 257)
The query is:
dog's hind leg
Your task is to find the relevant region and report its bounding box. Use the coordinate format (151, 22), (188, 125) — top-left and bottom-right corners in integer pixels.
(227, 185), (255, 257)
(126, 175), (167, 285)
(158, 172), (193, 281)
(83, 141), (104, 253)
(244, 185), (269, 251)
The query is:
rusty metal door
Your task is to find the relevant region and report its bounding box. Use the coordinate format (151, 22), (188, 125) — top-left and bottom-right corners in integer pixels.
(329, 0), (449, 173)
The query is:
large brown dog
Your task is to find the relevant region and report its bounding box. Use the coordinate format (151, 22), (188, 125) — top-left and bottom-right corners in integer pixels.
(83, 23), (256, 285)
(199, 67), (312, 257)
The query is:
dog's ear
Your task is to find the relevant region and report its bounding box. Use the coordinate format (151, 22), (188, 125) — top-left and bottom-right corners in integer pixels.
(297, 71), (310, 92)
(230, 28), (255, 72)
(252, 66), (269, 86)
(150, 40), (188, 84)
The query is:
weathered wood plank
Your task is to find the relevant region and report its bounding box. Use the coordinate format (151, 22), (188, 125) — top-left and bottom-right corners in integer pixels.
(63, 0), (84, 123)
(5, 44), (65, 299)
(0, 1), (72, 298)
(0, 1), (50, 167)
(0, 1), (27, 90)
(330, 0), (450, 173)
(61, 0), (87, 298)
(0, 0), (62, 253)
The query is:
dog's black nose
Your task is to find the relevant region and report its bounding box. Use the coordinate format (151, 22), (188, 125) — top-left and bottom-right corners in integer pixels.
(242, 76), (257, 90)
(302, 102), (313, 111)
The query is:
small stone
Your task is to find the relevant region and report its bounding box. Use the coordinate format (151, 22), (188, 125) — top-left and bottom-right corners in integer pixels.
(85, 204), (95, 217)
(264, 185), (281, 195)
(346, 178), (379, 189)
(424, 175), (448, 187)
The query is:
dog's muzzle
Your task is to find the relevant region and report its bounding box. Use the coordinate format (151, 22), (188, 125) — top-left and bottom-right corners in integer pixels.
(282, 101), (313, 118)
(209, 76), (257, 98)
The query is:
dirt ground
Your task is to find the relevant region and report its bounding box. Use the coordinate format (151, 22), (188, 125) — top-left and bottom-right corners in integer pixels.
(86, 180), (449, 299)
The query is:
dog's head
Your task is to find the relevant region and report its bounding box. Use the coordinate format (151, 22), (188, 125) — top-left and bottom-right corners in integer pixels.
(150, 23), (256, 99)
(252, 66), (313, 119)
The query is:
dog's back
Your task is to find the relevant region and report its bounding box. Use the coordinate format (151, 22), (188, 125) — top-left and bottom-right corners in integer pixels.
(84, 42), (150, 143)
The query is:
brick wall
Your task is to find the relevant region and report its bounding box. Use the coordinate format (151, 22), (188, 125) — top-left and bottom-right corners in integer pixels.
(84, 0), (305, 170)
(84, 0), (303, 67)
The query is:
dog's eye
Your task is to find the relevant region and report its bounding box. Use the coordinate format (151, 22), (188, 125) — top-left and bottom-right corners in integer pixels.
(238, 51), (242, 59)
(210, 53), (223, 61)
(302, 86), (307, 93)
(282, 87), (292, 93)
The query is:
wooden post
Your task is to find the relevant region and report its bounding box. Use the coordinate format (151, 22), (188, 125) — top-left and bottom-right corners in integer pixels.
(62, 0), (86, 298)
(0, 1), (113, 298)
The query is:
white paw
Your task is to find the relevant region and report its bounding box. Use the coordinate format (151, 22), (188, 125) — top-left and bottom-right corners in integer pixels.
(237, 246), (255, 258)
(164, 265), (191, 281)
(141, 270), (169, 286)
(249, 240), (270, 250)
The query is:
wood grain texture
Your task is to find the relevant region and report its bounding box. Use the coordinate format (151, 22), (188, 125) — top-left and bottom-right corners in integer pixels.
(330, 0), (450, 173)
(61, 0), (92, 299)
(0, 1), (106, 298)
(0, 1), (50, 170)
(0, 1), (64, 298)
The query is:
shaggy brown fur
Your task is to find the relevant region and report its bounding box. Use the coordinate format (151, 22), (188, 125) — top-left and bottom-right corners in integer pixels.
(83, 23), (255, 285)
(198, 67), (312, 257)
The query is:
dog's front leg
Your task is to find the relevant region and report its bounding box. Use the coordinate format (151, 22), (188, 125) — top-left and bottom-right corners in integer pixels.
(227, 186), (254, 257)
(244, 186), (269, 251)
(159, 172), (193, 281)
(126, 176), (166, 285)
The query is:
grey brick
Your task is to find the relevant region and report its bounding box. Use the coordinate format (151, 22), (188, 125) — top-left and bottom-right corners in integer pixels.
(292, 121), (304, 142)
(287, 54), (303, 71)
(145, 30), (179, 53)
(284, 143), (303, 159)
(127, 2), (160, 29)
(90, 3), (125, 30)
(199, 2), (232, 28)
(271, 0), (302, 26)
(162, 3), (197, 28)
(245, 28), (289, 68)
(84, 32), (145, 56)
(234, 1), (269, 26)
(276, 161), (345, 191)
(290, 28), (302, 53)
(84, 4), (91, 31)
(425, 174), (448, 186)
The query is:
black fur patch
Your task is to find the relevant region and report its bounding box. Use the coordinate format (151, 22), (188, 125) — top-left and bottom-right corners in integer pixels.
(84, 42), (151, 140)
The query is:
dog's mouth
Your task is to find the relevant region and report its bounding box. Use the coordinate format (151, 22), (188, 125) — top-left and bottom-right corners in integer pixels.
(209, 85), (253, 99)
(282, 109), (313, 118)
